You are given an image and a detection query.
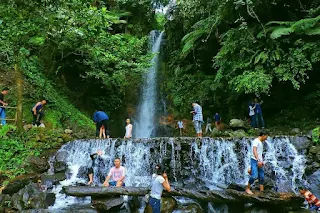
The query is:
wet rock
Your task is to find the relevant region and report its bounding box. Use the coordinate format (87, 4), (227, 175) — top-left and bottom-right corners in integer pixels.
(23, 124), (33, 131)
(55, 150), (68, 162)
(290, 136), (312, 151)
(229, 119), (245, 128)
(175, 203), (203, 213)
(291, 128), (301, 135)
(64, 129), (73, 134)
(53, 161), (67, 173)
(309, 146), (320, 155)
(307, 170), (320, 198)
(41, 173), (66, 189)
(2, 174), (40, 195)
(10, 183), (55, 211)
(26, 156), (50, 173)
(92, 196), (124, 211)
(161, 197), (177, 213)
(0, 194), (11, 207)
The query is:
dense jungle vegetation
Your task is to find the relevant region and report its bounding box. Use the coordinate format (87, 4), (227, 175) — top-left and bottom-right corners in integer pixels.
(0, 0), (319, 178)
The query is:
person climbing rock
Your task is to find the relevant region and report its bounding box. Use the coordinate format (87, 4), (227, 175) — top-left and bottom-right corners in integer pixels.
(87, 150), (105, 185)
(254, 98), (265, 128)
(299, 188), (320, 211)
(0, 87), (9, 126)
(103, 158), (126, 187)
(149, 164), (171, 213)
(214, 112), (221, 130)
(93, 110), (109, 139)
(31, 99), (47, 127)
(124, 118), (133, 139)
(191, 102), (203, 137)
(177, 120), (184, 136)
(246, 131), (268, 195)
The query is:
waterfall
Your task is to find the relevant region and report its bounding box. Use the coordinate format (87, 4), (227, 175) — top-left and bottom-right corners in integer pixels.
(48, 137), (307, 210)
(134, 31), (164, 138)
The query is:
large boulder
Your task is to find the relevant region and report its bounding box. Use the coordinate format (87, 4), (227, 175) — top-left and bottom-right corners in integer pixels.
(10, 183), (55, 211)
(290, 136), (312, 151)
(53, 161), (67, 173)
(229, 119), (245, 129)
(161, 197), (177, 213)
(175, 203), (203, 213)
(92, 196), (124, 212)
(26, 156), (50, 173)
(40, 173), (66, 189)
(2, 174), (40, 195)
(229, 129), (247, 138)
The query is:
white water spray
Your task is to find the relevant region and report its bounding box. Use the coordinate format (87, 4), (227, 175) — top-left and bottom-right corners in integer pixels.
(134, 31), (164, 138)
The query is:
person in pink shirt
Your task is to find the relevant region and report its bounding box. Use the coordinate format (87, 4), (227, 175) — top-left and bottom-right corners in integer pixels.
(103, 158), (126, 187)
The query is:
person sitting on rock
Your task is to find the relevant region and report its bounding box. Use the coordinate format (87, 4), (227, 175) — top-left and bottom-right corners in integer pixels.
(299, 188), (320, 211)
(31, 99), (47, 127)
(88, 150), (105, 185)
(103, 158), (126, 187)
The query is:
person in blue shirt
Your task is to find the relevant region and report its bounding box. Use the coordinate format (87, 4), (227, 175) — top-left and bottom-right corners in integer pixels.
(31, 99), (47, 126)
(0, 87), (9, 126)
(254, 98), (265, 128)
(93, 110), (109, 139)
(214, 112), (221, 130)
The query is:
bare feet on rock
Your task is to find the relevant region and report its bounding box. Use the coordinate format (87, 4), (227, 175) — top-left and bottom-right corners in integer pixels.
(246, 188), (254, 195)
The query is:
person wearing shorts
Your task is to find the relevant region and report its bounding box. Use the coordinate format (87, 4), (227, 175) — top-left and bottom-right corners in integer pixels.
(103, 158), (126, 187)
(93, 110), (109, 139)
(191, 102), (203, 137)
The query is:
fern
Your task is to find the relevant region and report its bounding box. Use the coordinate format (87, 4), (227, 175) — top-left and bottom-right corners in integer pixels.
(270, 26), (294, 39)
(306, 26), (320, 35)
(291, 16), (320, 32)
(181, 29), (207, 57)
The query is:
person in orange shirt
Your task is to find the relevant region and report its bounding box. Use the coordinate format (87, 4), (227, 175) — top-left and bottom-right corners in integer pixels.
(299, 188), (320, 211)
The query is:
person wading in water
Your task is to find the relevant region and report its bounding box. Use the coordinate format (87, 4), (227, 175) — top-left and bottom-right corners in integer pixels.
(246, 131), (268, 195)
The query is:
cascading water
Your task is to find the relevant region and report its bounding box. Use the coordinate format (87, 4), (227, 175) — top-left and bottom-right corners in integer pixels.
(134, 31), (164, 138)
(48, 136), (308, 212)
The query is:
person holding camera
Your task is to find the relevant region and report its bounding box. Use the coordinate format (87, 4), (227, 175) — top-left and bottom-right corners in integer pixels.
(246, 131), (268, 195)
(149, 165), (171, 213)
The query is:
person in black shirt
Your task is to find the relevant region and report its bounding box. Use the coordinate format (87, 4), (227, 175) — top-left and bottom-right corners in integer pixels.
(0, 87), (9, 126)
(88, 150), (105, 185)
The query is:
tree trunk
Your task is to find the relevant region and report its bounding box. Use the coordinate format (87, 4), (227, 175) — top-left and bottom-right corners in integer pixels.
(14, 64), (23, 132)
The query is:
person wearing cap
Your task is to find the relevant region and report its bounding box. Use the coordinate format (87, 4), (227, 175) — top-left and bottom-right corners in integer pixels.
(246, 131), (268, 195)
(0, 87), (9, 126)
(124, 118), (133, 139)
(31, 99), (47, 127)
(190, 102), (203, 138)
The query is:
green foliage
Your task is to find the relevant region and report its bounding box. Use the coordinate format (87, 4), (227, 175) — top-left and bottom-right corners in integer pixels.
(312, 127), (319, 143)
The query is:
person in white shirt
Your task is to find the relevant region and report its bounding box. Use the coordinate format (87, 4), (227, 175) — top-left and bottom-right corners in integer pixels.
(149, 165), (171, 213)
(248, 101), (256, 128)
(177, 120), (184, 136)
(246, 131), (268, 195)
(124, 119), (133, 139)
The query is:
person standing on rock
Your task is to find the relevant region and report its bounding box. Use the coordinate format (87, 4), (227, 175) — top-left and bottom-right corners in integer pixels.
(93, 110), (109, 139)
(87, 150), (105, 185)
(246, 131), (268, 195)
(103, 158), (126, 187)
(124, 118), (133, 139)
(177, 120), (184, 136)
(149, 164), (171, 213)
(191, 102), (203, 138)
(31, 99), (47, 127)
(0, 87), (9, 126)
(254, 98), (265, 128)
(248, 101), (256, 128)
(214, 112), (221, 130)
